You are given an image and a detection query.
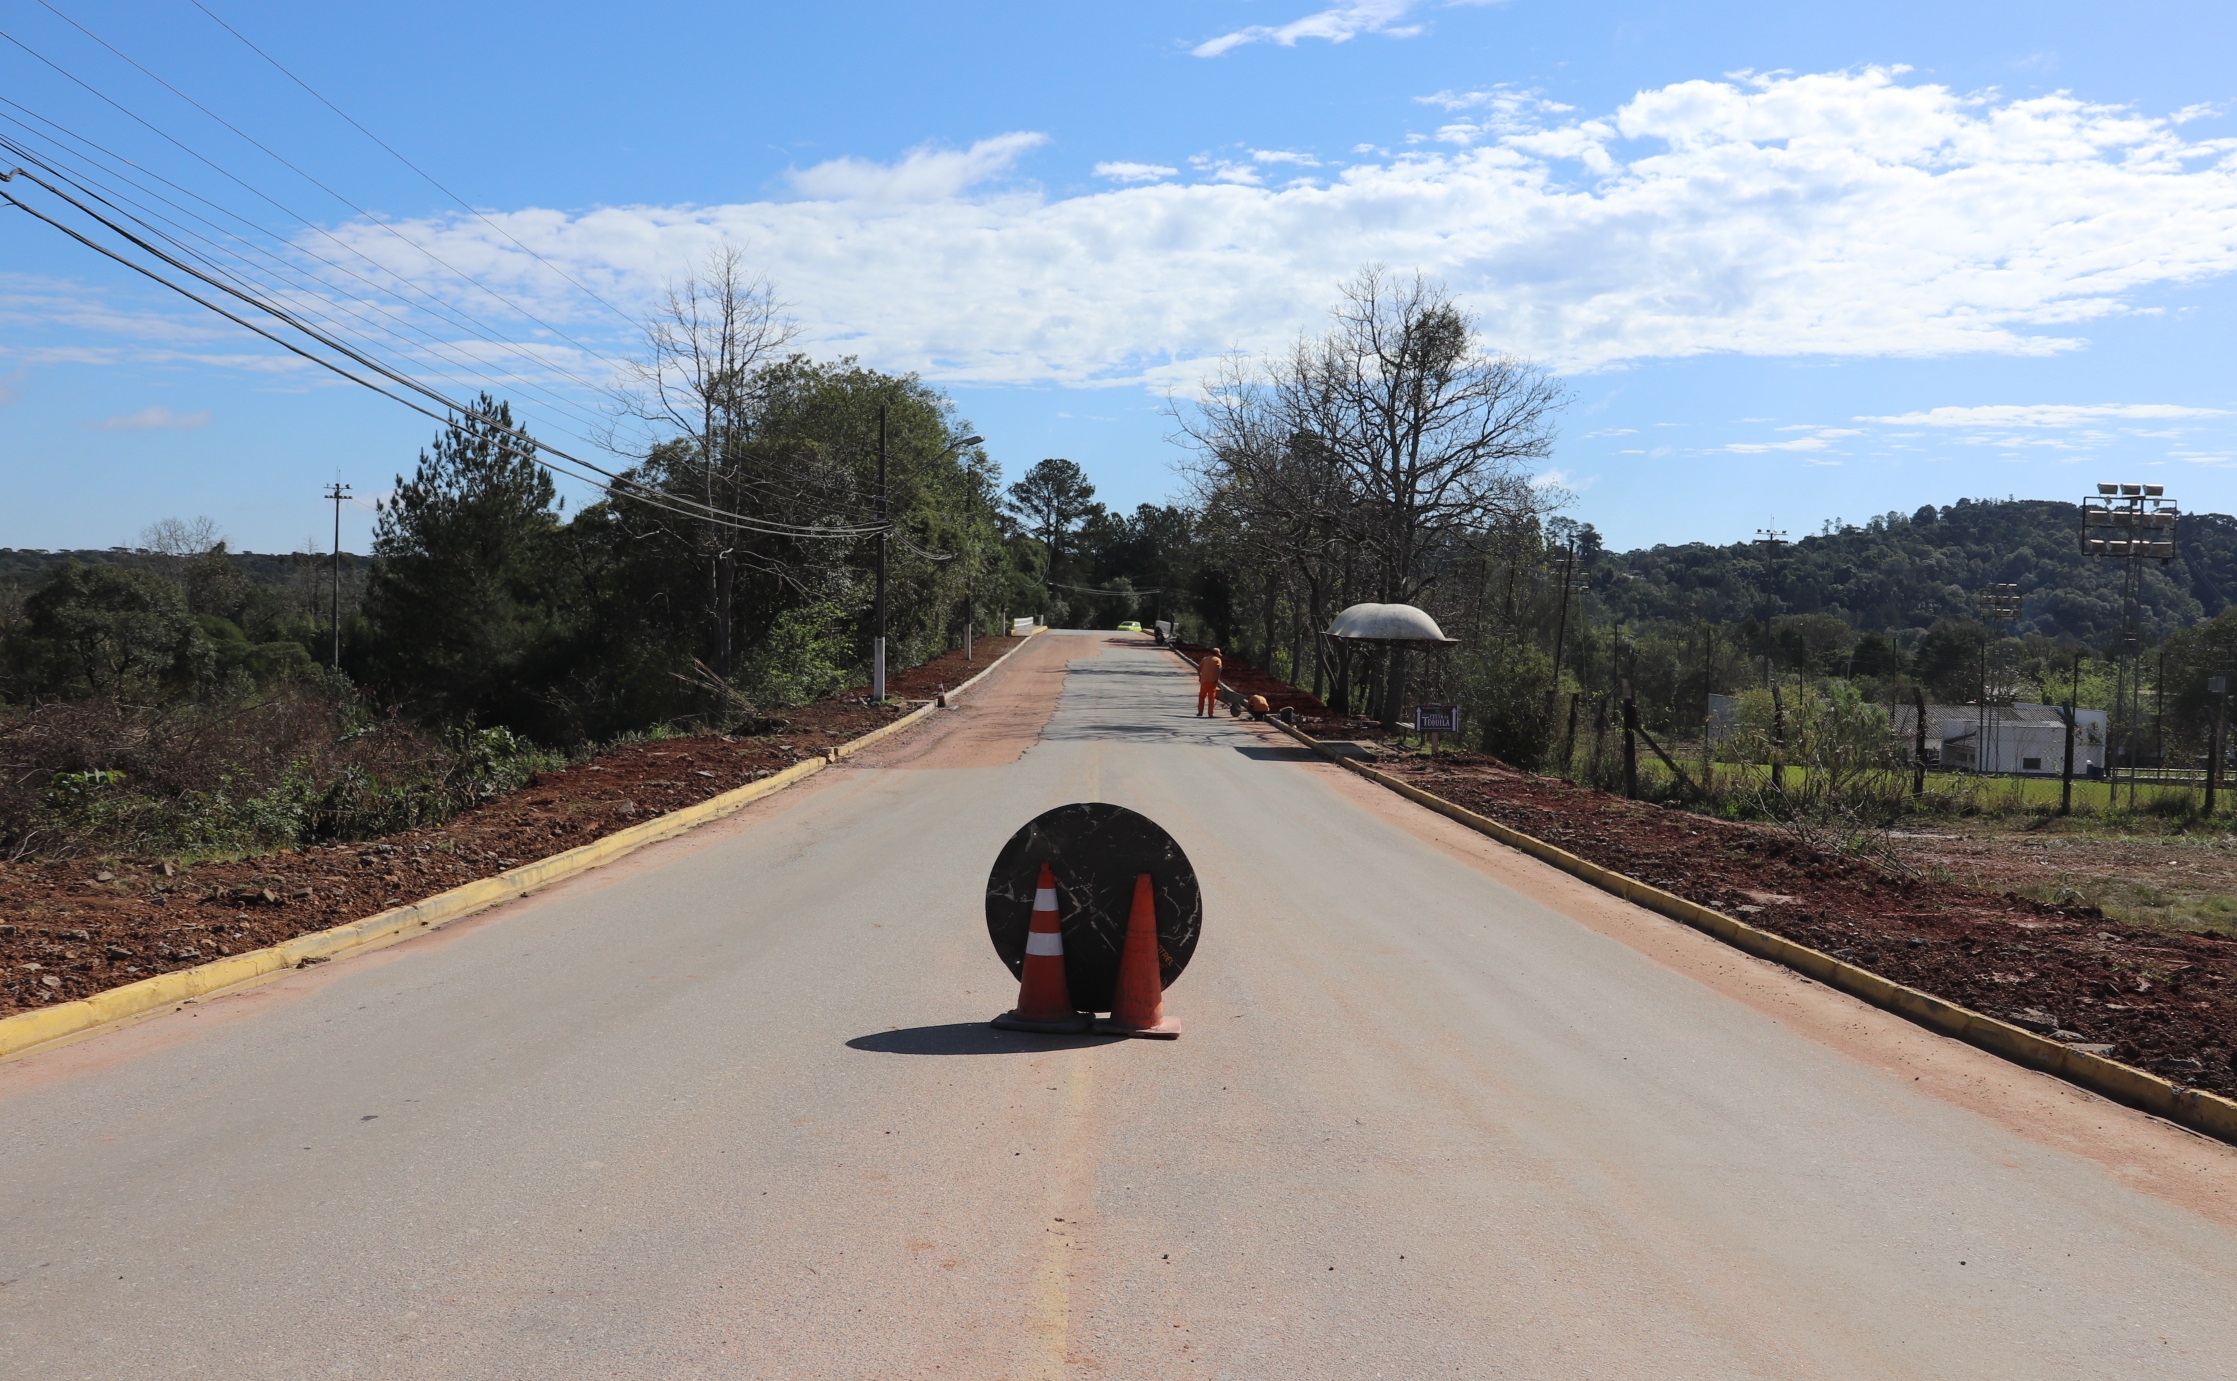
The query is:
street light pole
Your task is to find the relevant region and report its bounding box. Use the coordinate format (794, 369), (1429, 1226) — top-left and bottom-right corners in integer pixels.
(964, 460), (977, 663)
(2081, 481), (2178, 808)
(2210, 675), (2228, 817)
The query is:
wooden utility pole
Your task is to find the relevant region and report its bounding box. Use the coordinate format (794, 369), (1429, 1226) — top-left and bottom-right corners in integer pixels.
(1546, 539), (1576, 716)
(873, 404), (888, 702)
(324, 481), (351, 671)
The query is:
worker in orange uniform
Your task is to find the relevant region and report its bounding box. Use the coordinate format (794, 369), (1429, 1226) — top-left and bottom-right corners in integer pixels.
(1196, 647), (1225, 717)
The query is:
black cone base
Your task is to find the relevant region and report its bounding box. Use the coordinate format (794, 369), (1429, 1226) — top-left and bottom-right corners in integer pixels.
(991, 1010), (1094, 1034)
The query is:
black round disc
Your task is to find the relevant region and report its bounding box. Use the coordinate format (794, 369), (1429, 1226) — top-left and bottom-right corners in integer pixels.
(985, 803), (1201, 1014)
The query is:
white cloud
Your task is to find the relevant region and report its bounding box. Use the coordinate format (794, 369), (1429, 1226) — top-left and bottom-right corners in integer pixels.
(1191, 1), (1466, 58)
(1413, 87), (1587, 151)
(1859, 403), (2228, 428)
(1585, 427), (1636, 437)
(44, 68), (2237, 399)
(786, 132), (1047, 201)
(1188, 154), (1265, 186)
(1250, 149), (1322, 167)
(1095, 161), (1178, 183)
(87, 405), (211, 432)
(1727, 426), (1864, 453)
(1727, 436), (1834, 453)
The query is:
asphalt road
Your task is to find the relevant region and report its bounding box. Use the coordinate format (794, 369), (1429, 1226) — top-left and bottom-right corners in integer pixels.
(6, 632), (2237, 1379)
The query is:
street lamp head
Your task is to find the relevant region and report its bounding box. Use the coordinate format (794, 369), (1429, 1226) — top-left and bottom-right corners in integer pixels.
(957, 435), (984, 447)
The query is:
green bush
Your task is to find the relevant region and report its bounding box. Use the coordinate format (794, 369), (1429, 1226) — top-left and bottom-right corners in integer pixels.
(742, 601), (856, 708)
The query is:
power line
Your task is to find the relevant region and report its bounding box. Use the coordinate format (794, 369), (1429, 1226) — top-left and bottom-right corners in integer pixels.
(185, 0), (638, 329)
(0, 30), (905, 538)
(0, 124), (619, 444)
(1, 166), (885, 539)
(0, 28), (624, 423)
(0, 101), (881, 524)
(26, 0), (627, 374)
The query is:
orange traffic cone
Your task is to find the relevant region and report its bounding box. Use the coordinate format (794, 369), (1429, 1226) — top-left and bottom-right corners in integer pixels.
(992, 863), (1092, 1033)
(1096, 873), (1181, 1039)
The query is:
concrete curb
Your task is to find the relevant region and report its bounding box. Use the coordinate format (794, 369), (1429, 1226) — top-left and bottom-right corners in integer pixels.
(1258, 714), (2237, 1149)
(0, 632), (1039, 1062)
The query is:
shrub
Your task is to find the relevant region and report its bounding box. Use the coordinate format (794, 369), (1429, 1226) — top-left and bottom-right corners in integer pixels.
(0, 684), (561, 862)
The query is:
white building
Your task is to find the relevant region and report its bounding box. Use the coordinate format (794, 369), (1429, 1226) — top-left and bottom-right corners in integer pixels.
(1705, 696), (2109, 777)
(1893, 702), (2107, 776)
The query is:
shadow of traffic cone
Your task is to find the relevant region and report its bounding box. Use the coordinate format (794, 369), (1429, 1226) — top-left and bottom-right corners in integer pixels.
(1096, 873), (1181, 1039)
(992, 863), (1092, 1034)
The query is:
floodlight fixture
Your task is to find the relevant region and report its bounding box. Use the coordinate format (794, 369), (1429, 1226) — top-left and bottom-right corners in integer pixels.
(1979, 581), (2022, 625)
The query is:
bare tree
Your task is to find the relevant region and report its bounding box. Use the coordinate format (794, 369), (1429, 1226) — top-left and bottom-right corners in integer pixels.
(616, 245), (796, 676)
(139, 516), (224, 559)
(1175, 268), (1566, 718)
(1293, 267), (1562, 605)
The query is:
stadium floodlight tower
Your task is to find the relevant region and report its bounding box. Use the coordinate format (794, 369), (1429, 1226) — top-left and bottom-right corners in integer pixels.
(2080, 482), (2178, 802)
(1976, 582), (2022, 774)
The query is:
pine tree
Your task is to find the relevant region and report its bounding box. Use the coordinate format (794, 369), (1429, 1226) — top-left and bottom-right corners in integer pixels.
(357, 395), (570, 733)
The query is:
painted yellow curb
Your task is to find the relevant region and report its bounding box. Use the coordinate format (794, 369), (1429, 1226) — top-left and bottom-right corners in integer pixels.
(0, 631), (1039, 1062)
(1261, 714), (2237, 1149)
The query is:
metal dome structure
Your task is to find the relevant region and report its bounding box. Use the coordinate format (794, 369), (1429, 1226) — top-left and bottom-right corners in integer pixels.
(1325, 602), (1457, 646)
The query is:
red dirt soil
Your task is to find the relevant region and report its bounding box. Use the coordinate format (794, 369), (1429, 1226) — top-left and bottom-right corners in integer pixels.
(1171, 645), (2237, 1100)
(0, 638), (1023, 1020)
(1373, 750), (2237, 1100)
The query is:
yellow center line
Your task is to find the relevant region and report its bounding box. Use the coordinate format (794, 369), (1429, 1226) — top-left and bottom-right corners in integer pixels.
(1030, 1053), (1094, 1378)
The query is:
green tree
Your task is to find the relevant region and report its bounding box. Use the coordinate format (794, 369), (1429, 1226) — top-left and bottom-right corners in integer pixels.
(2159, 608), (2237, 761)
(357, 395), (571, 734)
(1006, 458), (1100, 620)
(1914, 619), (1987, 703)
(6, 558), (205, 698)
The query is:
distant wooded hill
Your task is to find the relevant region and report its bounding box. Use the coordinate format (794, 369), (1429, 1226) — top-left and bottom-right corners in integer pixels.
(0, 548), (364, 588)
(1590, 499), (2237, 646)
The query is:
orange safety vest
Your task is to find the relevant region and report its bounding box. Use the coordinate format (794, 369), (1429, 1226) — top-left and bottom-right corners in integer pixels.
(1198, 656), (1223, 687)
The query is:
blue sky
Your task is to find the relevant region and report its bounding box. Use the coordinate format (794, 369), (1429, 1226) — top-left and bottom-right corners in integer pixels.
(4, 0), (2235, 554)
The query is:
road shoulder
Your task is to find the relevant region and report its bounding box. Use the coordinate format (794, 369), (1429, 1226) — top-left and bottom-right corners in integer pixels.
(1225, 710), (2237, 1229)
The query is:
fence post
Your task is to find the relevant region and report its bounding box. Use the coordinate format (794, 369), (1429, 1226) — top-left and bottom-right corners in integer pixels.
(2060, 697), (2076, 817)
(1770, 682), (1787, 793)
(1913, 686), (1928, 799)
(1621, 691), (1640, 799)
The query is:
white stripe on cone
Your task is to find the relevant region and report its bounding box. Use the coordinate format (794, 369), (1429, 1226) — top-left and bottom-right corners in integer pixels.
(1025, 931), (1065, 956)
(1034, 887), (1057, 910)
